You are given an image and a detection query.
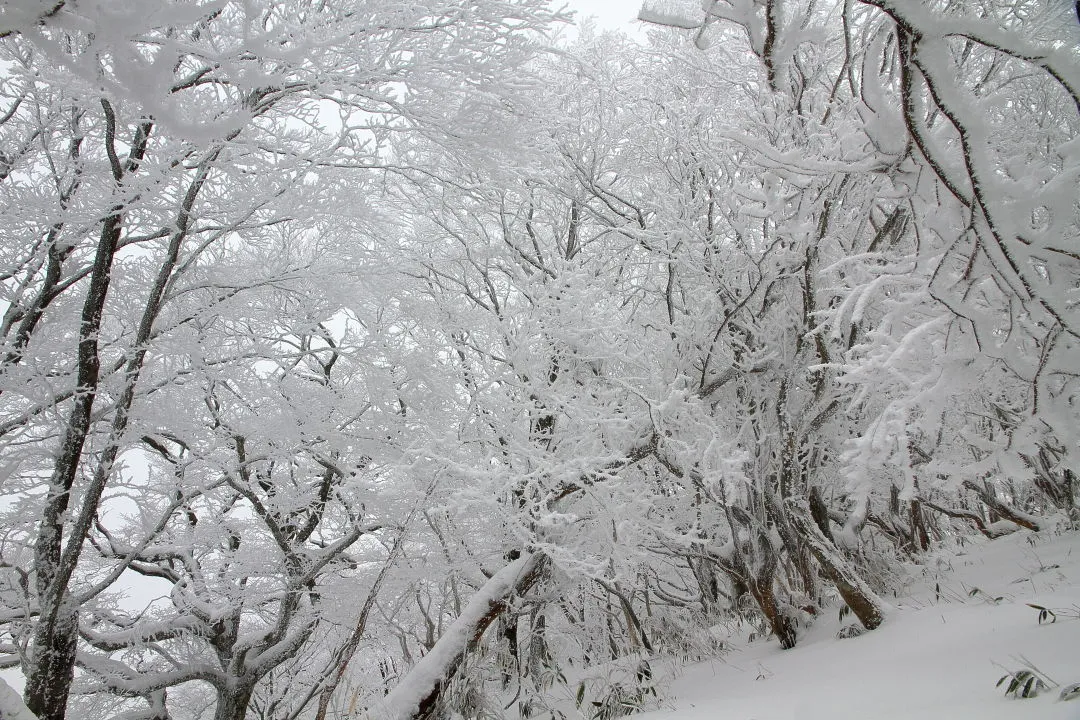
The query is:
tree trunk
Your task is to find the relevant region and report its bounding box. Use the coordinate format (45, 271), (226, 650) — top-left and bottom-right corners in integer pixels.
(910, 497), (931, 551)
(712, 506), (798, 649)
(690, 555), (723, 618)
(23, 606), (77, 720)
(764, 487), (818, 600)
(747, 575), (797, 649)
(214, 684), (255, 720)
(788, 500), (885, 631)
(26, 107), (153, 720)
(314, 539), (401, 720)
(808, 485), (833, 542)
(962, 480), (1041, 532)
(920, 499), (1018, 539)
(29, 281), (128, 712)
(380, 552), (548, 720)
(501, 615), (518, 689)
(527, 610), (550, 679)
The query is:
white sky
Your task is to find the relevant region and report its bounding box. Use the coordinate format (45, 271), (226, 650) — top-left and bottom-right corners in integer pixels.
(563, 0), (645, 29)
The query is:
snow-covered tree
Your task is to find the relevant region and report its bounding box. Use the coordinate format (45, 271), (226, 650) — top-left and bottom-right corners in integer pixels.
(0, 2), (562, 718)
(1, 1), (1075, 718)
(638, 0), (1078, 643)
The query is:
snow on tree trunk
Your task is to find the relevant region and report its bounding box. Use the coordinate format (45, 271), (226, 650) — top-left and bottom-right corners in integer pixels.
(24, 605), (77, 720)
(788, 500), (886, 631)
(375, 552), (547, 720)
(920, 499), (1018, 539)
(961, 480), (1041, 532)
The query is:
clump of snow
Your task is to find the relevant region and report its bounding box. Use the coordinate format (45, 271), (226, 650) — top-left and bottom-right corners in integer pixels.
(633, 528), (1080, 720)
(0, 678), (36, 720)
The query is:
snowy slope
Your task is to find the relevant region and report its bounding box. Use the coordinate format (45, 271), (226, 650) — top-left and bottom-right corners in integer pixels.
(0, 678), (36, 720)
(635, 528), (1080, 720)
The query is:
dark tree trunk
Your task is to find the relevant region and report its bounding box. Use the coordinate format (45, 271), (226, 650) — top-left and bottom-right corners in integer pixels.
(920, 499), (1018, 539)
(788, 500), (884, 631)
(712, 504), (799, 649)
(764, 486), (818, 600)
(25, 106), (153, 720)
(690, 555), (723, 618)
(747, 575), (797, 649)
(501, 615), (518, 689)
(809, 485), (833, 542)
(528, 611), (550, 679)
(214, 685), (255, 720)
(24, 606), (78, 720)
(962, 479), (1040, 531)
(910, 498), (930, 551)
(26, 210), (123, 720)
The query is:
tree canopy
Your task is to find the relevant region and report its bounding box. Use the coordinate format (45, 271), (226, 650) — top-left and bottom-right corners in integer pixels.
(0, 1), (1076, 719)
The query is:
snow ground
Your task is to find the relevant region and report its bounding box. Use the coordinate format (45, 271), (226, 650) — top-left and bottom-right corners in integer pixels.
(3, 529), (1077, 720)
(636, 527), (1080, 720)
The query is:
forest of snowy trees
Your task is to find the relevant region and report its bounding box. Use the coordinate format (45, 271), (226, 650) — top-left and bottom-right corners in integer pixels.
(0, 1), (1076, 719)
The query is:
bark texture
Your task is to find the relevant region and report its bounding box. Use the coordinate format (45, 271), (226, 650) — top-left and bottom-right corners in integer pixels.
(788, 500), (885, 631)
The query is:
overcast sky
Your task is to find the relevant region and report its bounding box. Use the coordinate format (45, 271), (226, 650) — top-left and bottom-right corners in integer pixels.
(563, 0), (644, 29)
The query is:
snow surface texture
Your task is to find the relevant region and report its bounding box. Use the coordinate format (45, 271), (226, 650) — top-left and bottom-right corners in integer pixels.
(0, 678), (36, 720)
(635, 528), (1080, 720)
